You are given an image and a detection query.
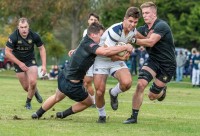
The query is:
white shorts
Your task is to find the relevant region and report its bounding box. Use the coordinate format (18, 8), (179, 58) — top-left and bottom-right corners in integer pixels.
(93, 56), (128, 75)
(86, 65), (94, 77)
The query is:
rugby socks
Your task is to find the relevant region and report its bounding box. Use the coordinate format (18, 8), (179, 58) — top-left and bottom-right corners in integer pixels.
(132, 109), (139, 119)
(62, 106), (75, 117)
(111, 83), (122, 97)
(36, 107), (46, 117)
(97, 105), (106, 117)
(26, 97), (32, 103)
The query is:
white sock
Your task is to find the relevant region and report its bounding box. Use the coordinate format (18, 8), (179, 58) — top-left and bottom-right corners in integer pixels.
(97, 105), (106, 117)
(111, 83), (122, 96)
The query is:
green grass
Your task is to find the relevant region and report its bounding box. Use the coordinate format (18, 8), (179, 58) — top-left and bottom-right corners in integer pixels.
(0, 70), (200, 136)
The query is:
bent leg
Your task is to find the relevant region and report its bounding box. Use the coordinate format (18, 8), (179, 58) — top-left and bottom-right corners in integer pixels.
(93, 74), (107, 108)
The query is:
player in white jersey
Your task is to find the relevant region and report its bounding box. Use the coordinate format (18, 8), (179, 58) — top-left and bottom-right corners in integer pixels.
(93, 7), (143, 123)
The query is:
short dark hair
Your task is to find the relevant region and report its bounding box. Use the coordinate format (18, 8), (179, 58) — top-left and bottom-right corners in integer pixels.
(88, 13), (99, 21)
(87, 22), (104, 35)
(125, 7), (141, 18)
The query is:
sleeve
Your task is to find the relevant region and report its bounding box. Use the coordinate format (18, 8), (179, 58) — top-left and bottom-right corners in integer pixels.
(104, 26), (122, 47)
(6, 35), (17, 49)
(85, 42), (100, 54)
(137, 26), (146, 36)
(153, 22), (170, 38)
(33, 33), (44, 47)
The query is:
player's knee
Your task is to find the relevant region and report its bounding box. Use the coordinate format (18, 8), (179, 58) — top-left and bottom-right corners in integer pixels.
(96, 90), (104, 97)
(120, 79), (132, 91)
(29, 80), (37, 87)
(22, 86), (29, 92)
(138, 69), (153, 83)
(150, 82), (164, 94)
(136, 81), (146, 93)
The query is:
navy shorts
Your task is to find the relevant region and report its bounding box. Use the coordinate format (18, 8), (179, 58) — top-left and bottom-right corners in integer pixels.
(14, 58), (37, 73)
(142, 58), (176, 83)
(58, 72), (88, 102)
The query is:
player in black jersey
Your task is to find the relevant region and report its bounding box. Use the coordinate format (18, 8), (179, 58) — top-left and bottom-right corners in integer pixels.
(5, 17), (46, 109)
(124, 2), (176, 124)
(32, 22), (133, 120)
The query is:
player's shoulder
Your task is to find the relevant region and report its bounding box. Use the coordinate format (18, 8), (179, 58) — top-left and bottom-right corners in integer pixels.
(110, 22), (123, 36)
(9, 29), (18, 42)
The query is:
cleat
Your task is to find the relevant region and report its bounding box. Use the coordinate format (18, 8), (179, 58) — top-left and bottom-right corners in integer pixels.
(31, 112), (40, 119)
(157, 86), (167, 101)
(56, 112), (65, 119)
(25, 102), (32, 110)
(96, 116), (106, 123)
(123, 115), (137, 124)
(109, 88), (118, 110)
(35, 91), (43, 103)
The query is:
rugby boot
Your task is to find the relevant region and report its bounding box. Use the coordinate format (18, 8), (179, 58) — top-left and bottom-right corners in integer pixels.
(123, 115), (137, 124)
(25, 102), (32, 110)
(109, 88), (118, 110)
(96, 116), (106, 123)
(31, 113), (41, 119)
(157, 86), (167, 101)
(35, 91), (43, 103)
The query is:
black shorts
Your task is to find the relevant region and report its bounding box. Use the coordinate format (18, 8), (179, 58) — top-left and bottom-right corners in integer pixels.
(58, 72), (88, 102)
(14, 58), (37, 73)
(143, 58), (176, 83)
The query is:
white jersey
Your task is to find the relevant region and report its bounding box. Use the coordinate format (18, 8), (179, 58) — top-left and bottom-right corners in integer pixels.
(83, 29), (87, 37)
(97, 22), (137, 61)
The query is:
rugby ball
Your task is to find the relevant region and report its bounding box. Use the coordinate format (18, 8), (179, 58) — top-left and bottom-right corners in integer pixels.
(116, 42), (127, 56)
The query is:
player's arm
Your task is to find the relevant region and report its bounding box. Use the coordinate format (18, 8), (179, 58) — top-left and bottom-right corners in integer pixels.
(135, 33), (161, 47)
(38, 45), (47, 75)
(95, 44), (133, 56)
(5, 46), (28, 71)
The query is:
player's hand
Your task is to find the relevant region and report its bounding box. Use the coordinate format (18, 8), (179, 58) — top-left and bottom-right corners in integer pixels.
(68, 49), (75, 57)
(125, 43), (134, 53)
(19, 62), (28, 72)
(41, 66), (47, 76)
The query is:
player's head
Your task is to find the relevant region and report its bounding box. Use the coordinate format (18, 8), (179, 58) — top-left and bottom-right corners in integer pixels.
(140, 1), (157, 24)
(87, 22), (104, 43)
(123, 7), (141, 32)
(88, 13), (100, 26)
(18, 17), (29, 38)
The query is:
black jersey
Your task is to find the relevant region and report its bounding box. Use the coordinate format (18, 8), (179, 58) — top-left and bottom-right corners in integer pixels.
(6, 29), (44, 61)
(63, 35), (100, 80)
(137, 19), (176, 65)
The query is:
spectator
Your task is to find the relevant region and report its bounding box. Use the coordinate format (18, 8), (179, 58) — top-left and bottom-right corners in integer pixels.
(49, 65), (60, 80)
(192, 50), (200, 87)
(189, 48), (197, 80)
(176, 50), (187, 82)
(136, 46), (149, 71)
(0, 50), (4, 69)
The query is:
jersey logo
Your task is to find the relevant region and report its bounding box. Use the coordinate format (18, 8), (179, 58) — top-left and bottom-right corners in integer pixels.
(28, 39), (32, 44)
(17, 40), (22, 44)
(89, 43), (96, 48)
(32, 60), (36, 64)
(8, 38), (12, 43)
(163, 76), (168, 81)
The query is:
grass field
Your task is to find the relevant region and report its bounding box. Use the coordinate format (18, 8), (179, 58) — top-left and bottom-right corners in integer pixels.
(0, 70), (200, 136)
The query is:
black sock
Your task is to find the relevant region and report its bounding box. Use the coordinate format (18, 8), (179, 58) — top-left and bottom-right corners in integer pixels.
(36, 107), (46, 117)
(132, 109), (139, 119)
(26, 98), (32, 103)
(62, 106), (75, 117)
